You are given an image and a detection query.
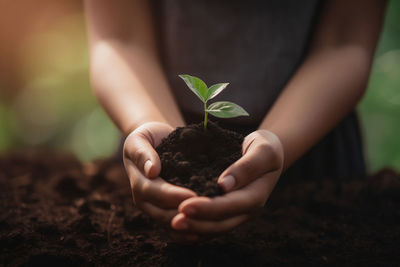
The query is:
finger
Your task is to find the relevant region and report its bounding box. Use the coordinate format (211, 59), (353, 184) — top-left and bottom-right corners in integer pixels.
(139, 177), (197, 209)
(179, 173), (277, 220)
(171, 213), (249, 235)
(124, 131), (162, 178)
(125, 122), (173, 178)
(124, 160), (197, 209)
(140, 202), (177, 224)
(218, 133), (282, 192)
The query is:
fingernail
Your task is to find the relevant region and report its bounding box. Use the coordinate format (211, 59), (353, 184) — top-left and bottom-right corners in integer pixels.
(183, 206), (196, 217)
(175, 218), (188, 230)
(219, 175), (236, 192)
(144, 160), (152, 176)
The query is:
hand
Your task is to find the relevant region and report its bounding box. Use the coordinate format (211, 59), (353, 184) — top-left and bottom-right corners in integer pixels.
(170, 129), (284, 239)
(123, 122), (197, 226)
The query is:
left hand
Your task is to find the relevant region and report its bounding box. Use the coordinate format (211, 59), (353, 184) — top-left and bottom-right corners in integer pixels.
(170, 129), (284, 240)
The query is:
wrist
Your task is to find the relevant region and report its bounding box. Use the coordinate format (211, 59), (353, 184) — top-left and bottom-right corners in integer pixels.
(133, 121), (174, 134)
(124, 118), (178, 137)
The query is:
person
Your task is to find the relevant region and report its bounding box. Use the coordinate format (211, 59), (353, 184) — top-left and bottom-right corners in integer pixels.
(84, 0), (387, 242)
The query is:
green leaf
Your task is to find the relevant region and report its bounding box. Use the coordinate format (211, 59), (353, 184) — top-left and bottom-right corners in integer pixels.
(178, 74), (208, 102)
(206, 83), (229, 101)
(206, 101), (249, 118)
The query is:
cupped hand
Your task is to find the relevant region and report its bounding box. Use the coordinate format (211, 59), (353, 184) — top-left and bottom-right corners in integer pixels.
(170, 129), (284, 238)
(123, 122), (197, 226)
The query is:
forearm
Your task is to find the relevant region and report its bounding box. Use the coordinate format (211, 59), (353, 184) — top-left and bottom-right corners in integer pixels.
(89, 40), (185, 136)
(259, 46), (372, 169)
(258, 0), (386, 170)
(85, 0), (184, 136)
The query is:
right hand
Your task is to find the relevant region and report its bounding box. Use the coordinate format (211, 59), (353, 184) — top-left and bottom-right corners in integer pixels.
(123, 122), (197, 226)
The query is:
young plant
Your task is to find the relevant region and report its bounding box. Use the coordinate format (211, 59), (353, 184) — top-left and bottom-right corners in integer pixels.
(179, 74), (249, 129)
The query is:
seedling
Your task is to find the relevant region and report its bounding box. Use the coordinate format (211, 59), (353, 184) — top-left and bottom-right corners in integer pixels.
(179, 74), (249, 129)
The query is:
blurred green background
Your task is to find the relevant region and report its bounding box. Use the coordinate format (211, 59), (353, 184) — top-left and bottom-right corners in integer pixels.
(0, 1), (399, 172)
(358, 0), (400, 171)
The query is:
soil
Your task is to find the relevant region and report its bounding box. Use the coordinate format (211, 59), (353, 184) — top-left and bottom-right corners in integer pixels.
(1, 149), (399, 266)
(156, 121), (243, 196)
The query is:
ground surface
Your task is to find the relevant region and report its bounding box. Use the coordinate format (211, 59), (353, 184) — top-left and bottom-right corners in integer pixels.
(0, 149), (399, 266)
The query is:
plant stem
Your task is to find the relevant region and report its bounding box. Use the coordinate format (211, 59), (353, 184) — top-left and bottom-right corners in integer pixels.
(204, 102), (208, 130)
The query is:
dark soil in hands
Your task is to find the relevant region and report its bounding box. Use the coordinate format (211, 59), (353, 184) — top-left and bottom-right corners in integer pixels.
(155, 121), (243, 196)
(1, 149), (400, 266)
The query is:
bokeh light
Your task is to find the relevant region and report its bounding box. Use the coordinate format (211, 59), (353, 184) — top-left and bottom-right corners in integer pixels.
(0, 3), (119, 161)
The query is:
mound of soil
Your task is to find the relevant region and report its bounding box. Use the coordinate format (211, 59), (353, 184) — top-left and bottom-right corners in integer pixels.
(156, 121), (243, 196)
(0, 149), (399, 266)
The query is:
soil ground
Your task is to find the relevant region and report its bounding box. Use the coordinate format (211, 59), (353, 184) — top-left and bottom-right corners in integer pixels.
(0, 149), (399, 266)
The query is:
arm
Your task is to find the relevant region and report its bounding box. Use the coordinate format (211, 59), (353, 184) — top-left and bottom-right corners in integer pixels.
(85, 0), (184, 136)
(85, 0), (196, 237)
(260, 0), (387, 169)
(172, 0), (387, 238)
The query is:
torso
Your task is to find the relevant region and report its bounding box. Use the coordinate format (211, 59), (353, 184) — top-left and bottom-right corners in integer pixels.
(153, 0), (320, 126)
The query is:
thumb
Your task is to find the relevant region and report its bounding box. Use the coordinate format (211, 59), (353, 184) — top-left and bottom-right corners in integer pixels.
(218, 131), (283, 192)
(124, 131), (161, 178)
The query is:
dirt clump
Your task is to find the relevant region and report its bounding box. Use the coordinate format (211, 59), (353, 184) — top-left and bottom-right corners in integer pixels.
(156, 121), (243, 196)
